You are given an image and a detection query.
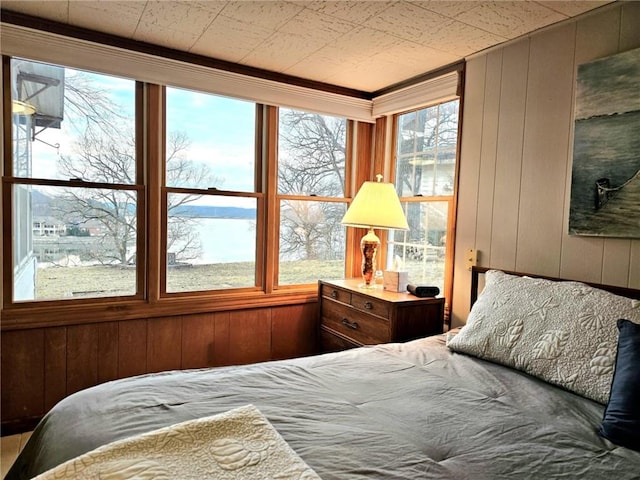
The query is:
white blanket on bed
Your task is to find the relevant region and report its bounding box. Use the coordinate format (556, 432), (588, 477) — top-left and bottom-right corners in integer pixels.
(34, 404), (321, 480)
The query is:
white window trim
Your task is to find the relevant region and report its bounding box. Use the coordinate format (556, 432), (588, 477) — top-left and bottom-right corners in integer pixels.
(372, 71), (459, 118)
(1, 22), (460, 125)
(0, 23), (374, 123)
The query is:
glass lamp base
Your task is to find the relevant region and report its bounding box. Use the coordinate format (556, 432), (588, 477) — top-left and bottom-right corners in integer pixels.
(360, 228), (380, 287)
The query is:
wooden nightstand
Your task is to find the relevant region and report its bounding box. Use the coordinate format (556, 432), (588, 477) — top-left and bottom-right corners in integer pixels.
(318, 278), (445, 352)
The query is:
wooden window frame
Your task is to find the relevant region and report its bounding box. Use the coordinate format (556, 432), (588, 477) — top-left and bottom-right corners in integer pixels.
(388, 99), (462, 326)
(2, 56), (148, 324)
(274, 107), (356, 290)
(1, 62), (371, 330)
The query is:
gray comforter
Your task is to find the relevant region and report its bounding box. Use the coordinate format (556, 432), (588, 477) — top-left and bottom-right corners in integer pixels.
(7, 334), (640, 479)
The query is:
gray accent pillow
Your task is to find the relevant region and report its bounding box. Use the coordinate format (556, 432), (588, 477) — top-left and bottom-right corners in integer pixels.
(447, 270), (640, 404)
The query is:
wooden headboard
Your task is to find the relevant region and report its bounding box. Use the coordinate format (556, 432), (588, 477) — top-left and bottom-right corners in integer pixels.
(471, 266), (640, 308)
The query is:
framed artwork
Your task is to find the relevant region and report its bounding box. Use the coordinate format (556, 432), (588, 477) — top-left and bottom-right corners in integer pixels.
(569, 47), (640, 238)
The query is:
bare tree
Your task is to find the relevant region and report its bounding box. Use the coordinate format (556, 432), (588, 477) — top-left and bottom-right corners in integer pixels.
(52, 71), (216, 265)
(279, 200), (345, 261)
(278, 110), (346, 260)
(396, 101), (458, 196)
(396, 102), (459, 240)
(164, 130), (219, 263)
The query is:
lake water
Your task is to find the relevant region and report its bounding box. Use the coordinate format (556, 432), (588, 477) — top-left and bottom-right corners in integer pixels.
(35, 217), (286, 266)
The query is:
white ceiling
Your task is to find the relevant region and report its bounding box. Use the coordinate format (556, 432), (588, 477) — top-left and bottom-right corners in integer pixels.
(1, 0), (614, 92)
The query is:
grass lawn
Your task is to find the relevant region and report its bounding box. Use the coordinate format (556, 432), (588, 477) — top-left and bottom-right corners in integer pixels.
(35, 259), (444, 300)
(35, 260), (346, 299)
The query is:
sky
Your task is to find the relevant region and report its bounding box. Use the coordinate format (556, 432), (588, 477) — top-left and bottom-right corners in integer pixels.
(21, 60), (257, 198)
(166, 86), (256, 192)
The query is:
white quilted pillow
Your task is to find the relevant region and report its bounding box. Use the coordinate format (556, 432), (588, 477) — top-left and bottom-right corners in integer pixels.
(447, 270), (640, 404)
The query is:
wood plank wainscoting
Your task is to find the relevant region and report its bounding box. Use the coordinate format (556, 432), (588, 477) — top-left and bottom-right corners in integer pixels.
(1, 302), (318, 435)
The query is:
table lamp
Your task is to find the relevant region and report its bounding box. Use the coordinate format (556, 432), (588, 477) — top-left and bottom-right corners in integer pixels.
(341, 174), (409, 287)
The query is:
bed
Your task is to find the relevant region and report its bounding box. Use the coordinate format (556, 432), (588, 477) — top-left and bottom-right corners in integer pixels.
(6, 267), (640, 479)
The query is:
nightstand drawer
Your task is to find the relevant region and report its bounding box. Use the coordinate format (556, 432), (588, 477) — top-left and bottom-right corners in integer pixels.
(320, 328), (359, 352)
(322, 300), (390, 344)
(350, 292), (390, 319)
(321, 284), (351, 304)
(318, 279), (445, 353)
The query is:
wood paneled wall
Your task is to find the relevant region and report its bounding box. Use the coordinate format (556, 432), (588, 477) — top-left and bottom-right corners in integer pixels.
(452, 2), (640, 327)
(1, 302), (318, 434)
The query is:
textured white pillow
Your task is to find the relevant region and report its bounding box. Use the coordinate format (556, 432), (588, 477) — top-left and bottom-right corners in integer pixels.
(447, 270), (640, 404)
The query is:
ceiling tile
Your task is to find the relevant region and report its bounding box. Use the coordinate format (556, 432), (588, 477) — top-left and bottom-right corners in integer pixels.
(363, 2), (450, 43)
(536, 1), (612, 17)
(387, 39), (458, 64)
(133, 1), (229, 50)
(409, 0), (481, 19)
(282, 52), (344, 82)
(0, 0), (615, 92)
(188, 1), (229, 15)
(219, 1), (304, 31)
(299, 0), (393, 24)
(312, 34), (459, 91)
(368, 39), (459, 77)
(2, 0), (69, 23)
(69, 1), (145, 38)
(239, 30), (326, 72)
(283, 25), (402, 82)
(190, 15), (273, 62)
(137, 1), (219, 36)
(283, 27), (388, 81)
(283, 52), (347, 84)
(324, 57), (413, 91)
(279, 9), (355, 43)
(426, 19), (508, 56)
(134, 23), (202, 51)
(455, 1), (567, 39)
(330, 25), (410, 60)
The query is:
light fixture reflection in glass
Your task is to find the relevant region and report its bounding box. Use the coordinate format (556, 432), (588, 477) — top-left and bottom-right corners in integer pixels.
(12, 100), (36, 115)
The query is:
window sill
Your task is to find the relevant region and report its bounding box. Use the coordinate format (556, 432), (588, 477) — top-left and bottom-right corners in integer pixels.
(1, 288), (319, 331)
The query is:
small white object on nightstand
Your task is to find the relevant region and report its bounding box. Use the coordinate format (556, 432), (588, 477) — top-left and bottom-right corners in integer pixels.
(383, 270), (408, 292)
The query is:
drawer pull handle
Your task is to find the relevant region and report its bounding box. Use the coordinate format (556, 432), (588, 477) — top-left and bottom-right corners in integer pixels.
(363, 301), (373, 310)
(342, 318), (359, 330)
(330, 290), (338, 299)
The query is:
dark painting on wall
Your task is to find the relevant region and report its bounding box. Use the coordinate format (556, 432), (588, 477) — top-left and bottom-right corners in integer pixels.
(569, 47), (640, 238)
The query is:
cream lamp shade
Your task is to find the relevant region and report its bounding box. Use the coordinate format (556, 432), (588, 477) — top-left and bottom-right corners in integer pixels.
(341, 175), (408, 287)
(341, 175), (409, 230)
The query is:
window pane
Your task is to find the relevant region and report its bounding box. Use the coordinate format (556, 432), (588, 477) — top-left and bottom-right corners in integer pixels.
(278, 108), (347, 197)
(387, 201), (449, 294)
(14, 185), (138, 301)
(395, 100), (459, 197)
(11, 58), (136, 182)
(166, 194), (257, 292)
(165, 87), (256, 192)
(278, 200), (346, 285)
